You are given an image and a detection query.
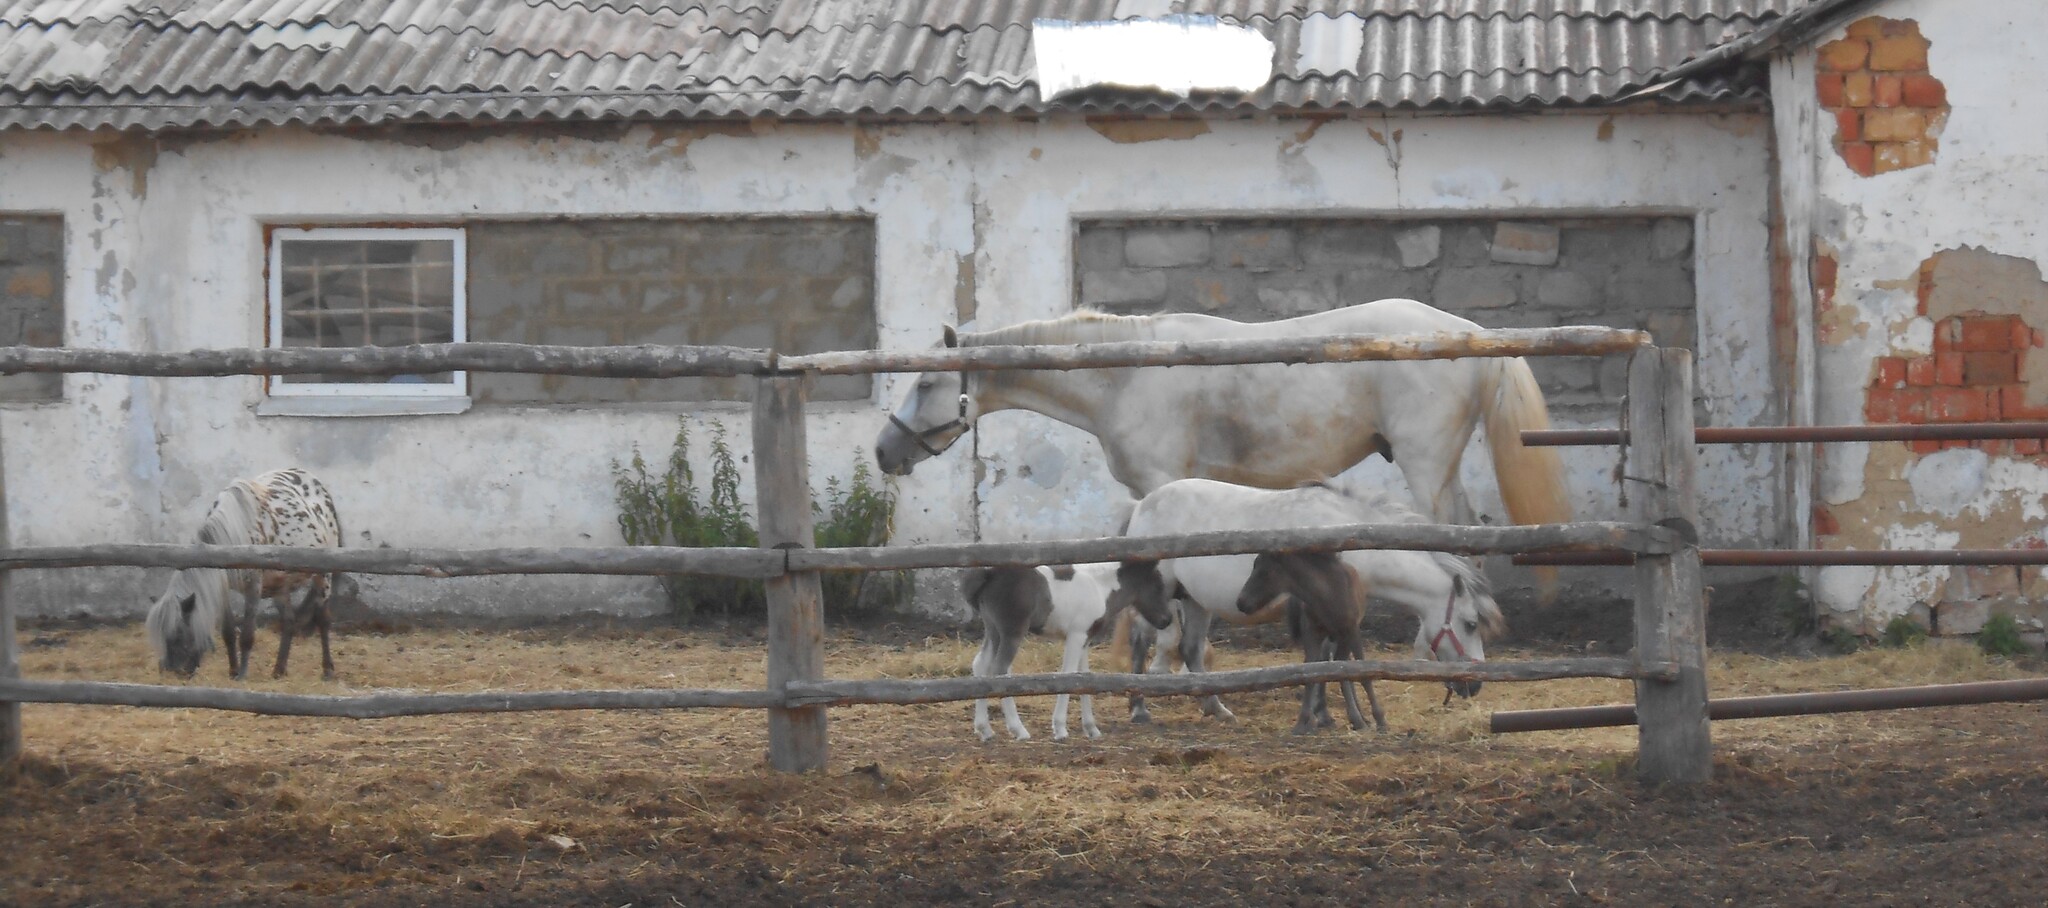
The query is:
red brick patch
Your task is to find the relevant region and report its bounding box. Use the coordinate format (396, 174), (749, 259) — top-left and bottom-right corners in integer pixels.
(1817, 18), (1945, 175)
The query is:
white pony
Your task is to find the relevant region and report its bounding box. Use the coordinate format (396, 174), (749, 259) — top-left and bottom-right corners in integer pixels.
(145, 468), (348, 680)
(960, 562), (1172, 742)
(876, 299), (1569, 532)
(1108, 478), (1506, 725)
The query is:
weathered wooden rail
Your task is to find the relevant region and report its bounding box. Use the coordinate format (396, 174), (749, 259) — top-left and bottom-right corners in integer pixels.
(0, 327), (1715, 783)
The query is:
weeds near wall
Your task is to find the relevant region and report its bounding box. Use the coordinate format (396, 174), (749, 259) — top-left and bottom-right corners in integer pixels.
(1976, 613), (2031, 658)
(1879, 615), (1928, 649)
(613, 420), (907, 623)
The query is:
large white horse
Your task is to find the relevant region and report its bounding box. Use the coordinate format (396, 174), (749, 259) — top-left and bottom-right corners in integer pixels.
(875, 299), (1569, 529)
(1107, 478), (1507, 725)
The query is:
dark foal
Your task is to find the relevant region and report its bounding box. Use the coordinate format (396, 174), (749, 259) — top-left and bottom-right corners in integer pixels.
(1236, 551), (1388, 735)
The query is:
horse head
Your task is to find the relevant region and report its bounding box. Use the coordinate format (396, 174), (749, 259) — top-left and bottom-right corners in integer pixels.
(1106, 560), (1176, 631)
(875, 327), (979, 476)
(1413, 564), (1507, 700)
(145, 576), (213, 677)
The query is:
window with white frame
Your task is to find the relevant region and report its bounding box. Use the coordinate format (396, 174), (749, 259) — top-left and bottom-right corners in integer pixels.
(266, 227), (466, 397)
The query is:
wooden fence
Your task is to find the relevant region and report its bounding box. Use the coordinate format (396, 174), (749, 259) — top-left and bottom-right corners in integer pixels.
(0, 327), (1712, 782)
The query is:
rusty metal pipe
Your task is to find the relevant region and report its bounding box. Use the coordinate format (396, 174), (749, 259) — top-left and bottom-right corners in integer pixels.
(1513, 549), (2048, 567)
(1490, 677), (2048, 734)
(1522, 421), (2048, 447)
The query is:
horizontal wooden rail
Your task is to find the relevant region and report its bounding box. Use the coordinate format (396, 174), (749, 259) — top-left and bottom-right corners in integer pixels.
(0, 543), (786, 578)
(1514, 548), (2048, 567)
(0, 678), (780, 717)
(0, 328), (1647, 382)
(1522, 421), (2048, 447)
(1489, 677), (2048, 733)
(0, 343), (775, 378)
(781, 328), (1650, 374)
(789, 521), (1677, 572)
(784, 657), (1675, 707)
(0, 658), (1673, 718)
(0, 522), (1675, 577)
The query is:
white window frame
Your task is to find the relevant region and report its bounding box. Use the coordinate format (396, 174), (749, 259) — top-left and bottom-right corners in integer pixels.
(265, 226), (468, 400)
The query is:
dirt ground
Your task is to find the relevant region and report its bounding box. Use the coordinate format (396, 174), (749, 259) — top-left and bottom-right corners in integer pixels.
(4, 614), (2046, 908)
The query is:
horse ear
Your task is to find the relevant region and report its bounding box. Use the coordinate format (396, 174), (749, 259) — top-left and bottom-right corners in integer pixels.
(179, 595), (197, 616)
(1451, 574), (1466, 598)
(942, 325), (959, 348)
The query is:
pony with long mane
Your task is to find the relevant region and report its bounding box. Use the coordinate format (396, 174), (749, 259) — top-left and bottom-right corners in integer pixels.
(876, 299), (1570, 532)
(146, 468), (348, 680)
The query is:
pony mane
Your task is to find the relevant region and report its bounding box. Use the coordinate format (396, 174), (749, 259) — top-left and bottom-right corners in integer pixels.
(959, 309), (1162, 348)
(145, 482), (262, 665)
(1314, 476), (1504, 635)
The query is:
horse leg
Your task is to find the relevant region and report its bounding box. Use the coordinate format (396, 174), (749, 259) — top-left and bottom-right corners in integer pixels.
(1293, 627), (1325, 735)
(971, 633), (998, 742)
(235, 590), (259, 681)
(1180, 605), (1236, 723)
(1127, 613), (1155, 725)
(993, 632), (1029, 741)
(1053, 630), (1096, 741)
(219, 610), (240, 680)
(1394, 434), (1476, 525)
(1336, 635), (1372, 732)
(273, 588), (303, 679)
(314, 577), (337, 681)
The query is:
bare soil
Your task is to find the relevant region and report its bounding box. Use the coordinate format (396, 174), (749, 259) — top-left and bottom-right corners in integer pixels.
(4, 619), (2045, 907)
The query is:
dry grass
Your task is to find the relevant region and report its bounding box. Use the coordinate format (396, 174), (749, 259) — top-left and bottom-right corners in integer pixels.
(4, 622), (2044, 906)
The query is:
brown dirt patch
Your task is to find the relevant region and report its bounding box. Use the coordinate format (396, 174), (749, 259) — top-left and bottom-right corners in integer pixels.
(4, 624), (2045, 907)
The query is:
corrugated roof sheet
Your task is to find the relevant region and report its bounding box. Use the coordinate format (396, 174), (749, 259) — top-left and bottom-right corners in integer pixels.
(0, 0), (1805, 131)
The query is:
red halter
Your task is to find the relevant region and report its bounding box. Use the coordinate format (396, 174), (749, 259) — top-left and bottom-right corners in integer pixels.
(1427, 588), (1471, 661)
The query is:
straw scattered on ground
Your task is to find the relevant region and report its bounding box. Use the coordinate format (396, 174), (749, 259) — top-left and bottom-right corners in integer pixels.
(4, 620), (2045, 907)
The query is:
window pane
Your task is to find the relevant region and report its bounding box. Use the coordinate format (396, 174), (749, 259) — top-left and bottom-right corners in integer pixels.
(275, 234), (460, 386)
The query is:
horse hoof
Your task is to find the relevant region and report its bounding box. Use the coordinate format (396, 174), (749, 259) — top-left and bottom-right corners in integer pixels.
(1085, 728), (1104, 740)
(322, 671), (337, 682)
(1130, 711), (1152, 725)
(1013, 730), (1032, 742)
(976, 728), (996, 743)
(1290, 724), (1315, 736)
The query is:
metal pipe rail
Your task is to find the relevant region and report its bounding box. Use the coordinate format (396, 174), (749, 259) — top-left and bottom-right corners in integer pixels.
(1513, 548), (2048, 567)
(1491, 677), (2048, 734)
(1522, 421), (2048, 447)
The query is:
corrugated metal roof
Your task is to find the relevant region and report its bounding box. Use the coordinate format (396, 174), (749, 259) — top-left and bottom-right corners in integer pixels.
(0, 0), (1804, 131)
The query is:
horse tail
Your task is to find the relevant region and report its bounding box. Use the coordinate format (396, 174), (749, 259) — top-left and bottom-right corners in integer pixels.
(1484, 357), (1571, 601)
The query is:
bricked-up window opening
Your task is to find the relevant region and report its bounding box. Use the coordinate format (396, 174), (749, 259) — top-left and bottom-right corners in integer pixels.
(0, 214), (63, 402)
(266, 227), (466, 398)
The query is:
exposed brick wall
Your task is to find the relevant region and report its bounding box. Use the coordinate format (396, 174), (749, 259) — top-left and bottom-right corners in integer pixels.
(468, 218), (875, 404)
(0, 215), (62, 402)
(1861, 250), (2048, 457)
(1077, 217), (1695, 407)
(1816, 17), (1947, 176)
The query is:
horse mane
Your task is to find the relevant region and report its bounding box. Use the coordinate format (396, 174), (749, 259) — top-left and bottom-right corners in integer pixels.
(958, 309), (1162, 348)
(145, 481), (262, 664)
(1313, 476), (1505, 636)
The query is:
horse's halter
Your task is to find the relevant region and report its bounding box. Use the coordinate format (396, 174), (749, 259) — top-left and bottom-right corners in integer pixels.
(1427, 588), (1472, 661)
(887, 370), (972, 457)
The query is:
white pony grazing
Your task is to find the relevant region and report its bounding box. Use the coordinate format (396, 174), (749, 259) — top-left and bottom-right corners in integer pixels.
(960, 562), (1172, 742)
(1108, 477), (1506, 725)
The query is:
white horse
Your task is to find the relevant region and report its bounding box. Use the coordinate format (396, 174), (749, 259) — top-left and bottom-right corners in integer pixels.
(146, 468), (350, 681)
(960, 562), (1171, 742)
(875, 299), (1570, 530)
(1107, 478), (1506, 725)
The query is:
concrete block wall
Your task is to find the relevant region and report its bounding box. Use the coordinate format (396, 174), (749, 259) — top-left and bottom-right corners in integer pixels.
(0, 215), (62, 402)
(467, 218), (876, 405)
(1077, 217), (1695, 409)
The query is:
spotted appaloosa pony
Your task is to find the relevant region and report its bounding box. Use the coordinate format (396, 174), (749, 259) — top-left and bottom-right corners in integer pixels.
(961, 563), (1172, 742)
(146, 468), (348, 681)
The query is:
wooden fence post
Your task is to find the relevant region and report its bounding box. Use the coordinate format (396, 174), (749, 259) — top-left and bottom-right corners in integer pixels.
(1627, 347), (1711, 783)
(1, 423), (20, 765)
(753, 374), (828, 773)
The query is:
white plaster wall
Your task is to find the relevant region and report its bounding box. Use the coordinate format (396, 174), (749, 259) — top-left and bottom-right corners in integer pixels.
(1, 108), (1779, 620)
(1791, 0), (2048, 627)
(966, 112), (1780, 605)
(0, 122), (978, 619)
